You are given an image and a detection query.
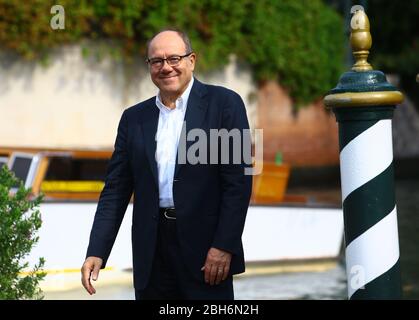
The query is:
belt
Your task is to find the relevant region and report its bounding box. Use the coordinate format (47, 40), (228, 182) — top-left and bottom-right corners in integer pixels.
(160, 207), (176, 220)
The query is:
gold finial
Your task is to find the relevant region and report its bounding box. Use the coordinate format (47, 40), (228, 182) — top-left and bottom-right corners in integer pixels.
(350, 9), (373, 72)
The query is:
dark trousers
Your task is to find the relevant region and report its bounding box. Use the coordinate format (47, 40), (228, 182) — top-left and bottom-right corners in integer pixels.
(135, 210), (234, 300)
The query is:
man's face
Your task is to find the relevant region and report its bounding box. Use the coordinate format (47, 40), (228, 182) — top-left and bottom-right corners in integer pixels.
(147, 31), (195, 98)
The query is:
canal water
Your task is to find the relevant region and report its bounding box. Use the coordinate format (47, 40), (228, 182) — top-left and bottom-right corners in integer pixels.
(44, 179), (418, 300)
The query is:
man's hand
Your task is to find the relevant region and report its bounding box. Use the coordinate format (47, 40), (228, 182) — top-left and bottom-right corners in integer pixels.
(201, 247), (232, 285)
(81, 256), (103, 295)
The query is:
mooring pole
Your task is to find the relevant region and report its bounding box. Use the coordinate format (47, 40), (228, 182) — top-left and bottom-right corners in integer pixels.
(324, 9), (403, 299)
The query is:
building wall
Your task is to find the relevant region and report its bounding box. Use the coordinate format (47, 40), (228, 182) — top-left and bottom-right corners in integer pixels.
(257, 81), (339, 166)
(0, 47), (257, 149)
(0, 46), (339, 166)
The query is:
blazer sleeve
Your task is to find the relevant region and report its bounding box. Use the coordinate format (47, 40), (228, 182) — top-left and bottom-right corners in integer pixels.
(86, 110), (134, 268)
(211, 90), (253, 256)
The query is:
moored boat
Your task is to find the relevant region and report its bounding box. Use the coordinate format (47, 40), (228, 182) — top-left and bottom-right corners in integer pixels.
(1, 146), (344, 290)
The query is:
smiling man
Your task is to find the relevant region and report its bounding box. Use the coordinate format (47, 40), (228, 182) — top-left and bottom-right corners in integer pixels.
(81, 29), (252, 300)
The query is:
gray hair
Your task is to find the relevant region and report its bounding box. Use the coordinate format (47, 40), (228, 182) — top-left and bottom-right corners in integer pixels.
(146, 28), (193, 57)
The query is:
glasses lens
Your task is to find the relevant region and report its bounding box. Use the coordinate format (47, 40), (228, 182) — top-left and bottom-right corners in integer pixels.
(167, 56), (182, 66)
(149, 58), (163, 68)
(148, 54), (189, 68)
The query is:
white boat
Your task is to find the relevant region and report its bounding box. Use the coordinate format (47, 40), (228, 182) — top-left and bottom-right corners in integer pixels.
(1, 147), (344, 290)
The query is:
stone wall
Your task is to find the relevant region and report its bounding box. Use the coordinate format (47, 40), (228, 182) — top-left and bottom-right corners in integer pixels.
(0, 47), (342, 167)
(0, 49), (257, 149)
(256, 81), (339, 166)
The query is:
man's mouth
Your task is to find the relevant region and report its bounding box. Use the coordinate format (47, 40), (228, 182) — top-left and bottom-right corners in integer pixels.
(160, 75), (178, 79)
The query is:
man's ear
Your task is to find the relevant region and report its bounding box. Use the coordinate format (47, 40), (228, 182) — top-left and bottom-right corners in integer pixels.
(189, 53), (196, 71)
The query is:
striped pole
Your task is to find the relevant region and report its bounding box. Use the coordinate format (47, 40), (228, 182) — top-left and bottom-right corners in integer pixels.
(324, 9), (403, 299)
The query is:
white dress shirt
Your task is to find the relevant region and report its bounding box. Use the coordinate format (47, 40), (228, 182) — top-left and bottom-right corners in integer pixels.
(155, 77), (194, 208)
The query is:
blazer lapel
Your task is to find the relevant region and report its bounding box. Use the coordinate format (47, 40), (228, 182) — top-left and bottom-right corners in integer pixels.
(140, 103), (159, 187)
(175, 79), (209, 177)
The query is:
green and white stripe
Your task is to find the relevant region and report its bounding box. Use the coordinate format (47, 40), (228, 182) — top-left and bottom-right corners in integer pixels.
(339, 119), (401, 299)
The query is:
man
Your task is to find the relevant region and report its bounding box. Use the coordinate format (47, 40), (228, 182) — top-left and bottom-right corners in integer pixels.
(81, 29), (252, 300)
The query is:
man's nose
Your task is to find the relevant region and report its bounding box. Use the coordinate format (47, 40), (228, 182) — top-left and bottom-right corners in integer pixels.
(160, 60), (173, 72)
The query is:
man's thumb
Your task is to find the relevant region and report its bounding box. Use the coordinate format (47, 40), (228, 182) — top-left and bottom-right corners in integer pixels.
(92, 263), (101, 281)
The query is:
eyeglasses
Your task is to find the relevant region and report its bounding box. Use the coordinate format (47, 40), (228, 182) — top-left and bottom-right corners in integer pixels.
(146, 52), (193, 69)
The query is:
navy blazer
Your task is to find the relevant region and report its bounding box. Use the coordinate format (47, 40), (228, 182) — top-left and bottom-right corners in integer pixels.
(86, 78), (253, 290)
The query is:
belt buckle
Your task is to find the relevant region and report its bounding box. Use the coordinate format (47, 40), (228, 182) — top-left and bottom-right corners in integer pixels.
(164, 208), (176, 220)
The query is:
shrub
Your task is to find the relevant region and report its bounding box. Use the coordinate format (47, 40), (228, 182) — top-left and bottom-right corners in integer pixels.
(0, 166), (45, 300)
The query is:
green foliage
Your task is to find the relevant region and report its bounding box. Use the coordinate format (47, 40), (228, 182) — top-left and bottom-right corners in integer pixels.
(0, 0), (345, 107)
(368, 0), (419, 108)
(0, 166), (45, 300)
(368, 0), (418, 75)
(240, 0), (344, 106)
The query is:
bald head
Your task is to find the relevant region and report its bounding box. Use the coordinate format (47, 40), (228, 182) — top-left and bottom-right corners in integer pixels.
(146, 29), (196, 104)
(147, 29), (192, 57)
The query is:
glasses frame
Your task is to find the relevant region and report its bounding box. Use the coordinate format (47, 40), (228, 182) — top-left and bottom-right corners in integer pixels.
(146, 52), (194, 69)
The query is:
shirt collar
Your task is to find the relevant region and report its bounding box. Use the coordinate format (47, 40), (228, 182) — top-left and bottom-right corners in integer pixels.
(155, 76), (194, 112)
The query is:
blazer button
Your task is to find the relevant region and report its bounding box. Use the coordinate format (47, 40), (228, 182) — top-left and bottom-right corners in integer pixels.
(152, 215), (157, 220)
